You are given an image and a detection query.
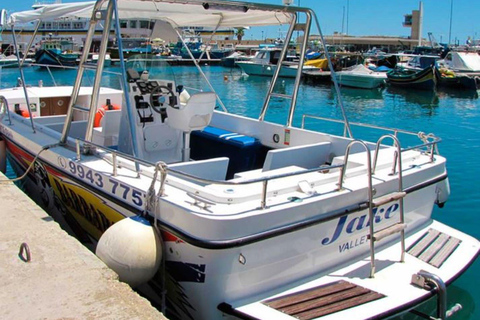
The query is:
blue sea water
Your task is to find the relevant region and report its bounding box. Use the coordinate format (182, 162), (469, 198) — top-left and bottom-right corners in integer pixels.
(1, 65), (479, 319)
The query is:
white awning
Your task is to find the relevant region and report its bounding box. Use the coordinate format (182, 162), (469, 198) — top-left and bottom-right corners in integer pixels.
(8, 0), (294, 28)
(8, 2), (96, 25)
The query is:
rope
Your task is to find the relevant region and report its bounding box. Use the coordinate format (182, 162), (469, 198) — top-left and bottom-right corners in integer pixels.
(0, 143), (59, 183)
(417, 132), (439, 155)
(417, 131), (436, 144)
(143, 161), (168, 218)
(143, 161), (168, 314)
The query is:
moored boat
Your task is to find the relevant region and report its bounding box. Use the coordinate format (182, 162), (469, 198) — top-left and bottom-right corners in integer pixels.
(236, 46), (318, 78)
(386, 65), (436, 90)
(435, 51), (480, 90)
(0, 53), (33, 68)
(435, 67), (480, 90)
(34, 38), (80, 67)
(0, 1), (478, 320)
(335, 64), (387, 89)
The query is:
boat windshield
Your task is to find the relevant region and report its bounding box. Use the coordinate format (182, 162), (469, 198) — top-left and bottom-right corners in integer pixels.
(125, 54), (177, 83)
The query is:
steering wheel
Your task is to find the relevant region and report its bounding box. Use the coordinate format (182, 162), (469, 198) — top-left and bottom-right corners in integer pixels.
(149, 85), (176, 114)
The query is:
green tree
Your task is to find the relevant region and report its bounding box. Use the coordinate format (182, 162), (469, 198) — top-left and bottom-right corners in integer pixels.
(235, 27), (245, 42)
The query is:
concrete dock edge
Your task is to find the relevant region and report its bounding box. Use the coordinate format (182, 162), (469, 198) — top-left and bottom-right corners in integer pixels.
(0, 172), (168, 320)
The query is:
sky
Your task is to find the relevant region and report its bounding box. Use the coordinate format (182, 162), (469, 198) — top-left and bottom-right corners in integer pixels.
(3, 0), (479, 44)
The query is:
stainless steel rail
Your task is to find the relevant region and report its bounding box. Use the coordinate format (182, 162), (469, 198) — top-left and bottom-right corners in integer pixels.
(302, 114), (441, 154)
(73, 138), (344, 209)
(0, 95), (12, 125)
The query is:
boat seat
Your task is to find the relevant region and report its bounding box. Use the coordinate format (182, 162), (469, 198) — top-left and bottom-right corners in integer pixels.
(169, 157), (230, 182)
(167, 92), (216, 132)
(92, 110), (122, 147)
(262, 142), (332, 172)
(142, 123), (182, 163)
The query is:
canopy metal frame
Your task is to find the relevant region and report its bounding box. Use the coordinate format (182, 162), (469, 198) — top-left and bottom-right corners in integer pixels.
(8, 0), (353, 144)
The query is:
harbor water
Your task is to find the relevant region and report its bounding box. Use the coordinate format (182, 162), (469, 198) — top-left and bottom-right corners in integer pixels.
(1, 65), (479, 319)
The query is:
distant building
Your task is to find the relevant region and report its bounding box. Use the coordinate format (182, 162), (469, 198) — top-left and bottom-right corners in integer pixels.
(403, 1), (423, 46)
(300, 1), (426, 52)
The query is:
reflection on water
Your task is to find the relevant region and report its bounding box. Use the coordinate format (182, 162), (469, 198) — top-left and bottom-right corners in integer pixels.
(386, 86), (439, 108)
(437, 87), (479, 100)
(340, 86), (384, 101)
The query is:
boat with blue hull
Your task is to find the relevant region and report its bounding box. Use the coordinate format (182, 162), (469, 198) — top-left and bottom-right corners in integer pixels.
(34, 39), (79, 67)
(0, 1), (478, 320)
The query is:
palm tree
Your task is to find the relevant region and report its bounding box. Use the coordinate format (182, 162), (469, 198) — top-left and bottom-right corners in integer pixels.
(235, 27), (245, 42)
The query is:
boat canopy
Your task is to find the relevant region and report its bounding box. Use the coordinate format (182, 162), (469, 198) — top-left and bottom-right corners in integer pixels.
(447, 52), (480, 72)
(7, 0), (294, 28)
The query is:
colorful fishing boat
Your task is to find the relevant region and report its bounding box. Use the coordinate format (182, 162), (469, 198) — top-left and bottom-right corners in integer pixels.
(0, 1), (478, 320)
(386, 65), (436, 90)
(34, 38), (80, 67)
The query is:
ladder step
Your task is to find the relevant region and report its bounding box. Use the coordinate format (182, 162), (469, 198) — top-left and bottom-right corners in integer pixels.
(368, 223), (406, 242)
(72, 104), (90, 112)
(371, 191), (406, 207)
(270, 92), (292, 99)
(82, 63), (98, 70)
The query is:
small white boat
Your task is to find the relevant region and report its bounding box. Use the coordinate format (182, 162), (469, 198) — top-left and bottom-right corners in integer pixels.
(236, 46), (318, 77)
(436, 51), (480, 73)
(435, 51), (480, 90)
(0, 54), (32, 68)
(0, 1), (478, 320)
(335, 64), (387, 89)
(395, 54), (440, 71)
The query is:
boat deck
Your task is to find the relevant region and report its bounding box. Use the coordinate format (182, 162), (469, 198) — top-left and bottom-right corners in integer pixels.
(263, 280), (384, 320)
(232, 221), (480, 319)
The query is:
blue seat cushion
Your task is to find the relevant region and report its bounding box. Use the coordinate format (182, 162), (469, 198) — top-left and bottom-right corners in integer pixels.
(196, 126), (259, 147)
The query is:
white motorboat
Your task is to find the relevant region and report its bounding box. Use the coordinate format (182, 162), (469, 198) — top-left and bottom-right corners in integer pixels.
(0, 1), (478, 320)
(0, 53), (32, 68)
(436, 51), (480, 73)
(435, 51), (480, 90)
(335, 64), (387, 89)
(395, 54), (440, 71)
(236, 46), (318, 77)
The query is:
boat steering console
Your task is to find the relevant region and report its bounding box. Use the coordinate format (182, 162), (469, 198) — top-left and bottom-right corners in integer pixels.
(127, 69), (179, 124)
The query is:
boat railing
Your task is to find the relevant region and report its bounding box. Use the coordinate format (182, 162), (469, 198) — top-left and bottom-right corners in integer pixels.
(73, 111), (441, 209)
(74, 138), (344, 209)
(301, 113), (440, 161)
(26, 62), (123, 88)
(0, 95), (12, 125)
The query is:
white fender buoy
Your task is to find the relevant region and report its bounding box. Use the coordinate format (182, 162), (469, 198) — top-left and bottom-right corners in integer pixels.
(435, 178), (451, 208)
(0, 139), (6, 174)
(96, 216), (162, 288)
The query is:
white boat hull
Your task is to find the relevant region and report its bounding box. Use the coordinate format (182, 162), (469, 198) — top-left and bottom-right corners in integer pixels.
(336, 73), (386, 89)
(1, 93), (476, 319)
(236, 61), (316, 78)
